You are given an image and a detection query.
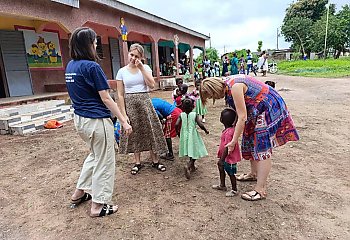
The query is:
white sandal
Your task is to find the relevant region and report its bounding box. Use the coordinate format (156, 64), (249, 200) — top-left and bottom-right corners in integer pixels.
(225, 190), (238, 197)
(241, 190), (265, 201)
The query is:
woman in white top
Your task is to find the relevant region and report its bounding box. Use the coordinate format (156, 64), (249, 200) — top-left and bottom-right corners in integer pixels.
(116, 43), (167, 175)
(258, 51), (268, 77)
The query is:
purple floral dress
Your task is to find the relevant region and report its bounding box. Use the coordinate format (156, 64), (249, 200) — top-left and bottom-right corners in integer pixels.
(225, 75), (299, 160)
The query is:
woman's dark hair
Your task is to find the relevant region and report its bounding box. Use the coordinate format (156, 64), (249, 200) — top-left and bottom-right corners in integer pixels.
(220, 108), (237, 127)
(182, 96), (194, 113)
(69, 27), (99, 61)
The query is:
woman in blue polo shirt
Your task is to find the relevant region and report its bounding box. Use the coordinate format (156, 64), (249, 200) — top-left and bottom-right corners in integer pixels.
(66, 27), (132, 217)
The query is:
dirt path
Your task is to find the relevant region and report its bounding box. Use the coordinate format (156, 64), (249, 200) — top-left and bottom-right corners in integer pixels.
(1, 75), (349, 240)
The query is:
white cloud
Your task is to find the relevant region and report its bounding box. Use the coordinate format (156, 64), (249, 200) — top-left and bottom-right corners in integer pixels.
(118, 0), (349, 55)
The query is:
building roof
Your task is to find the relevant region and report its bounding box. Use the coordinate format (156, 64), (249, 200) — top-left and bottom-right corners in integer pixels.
(91, 0), (210, 40)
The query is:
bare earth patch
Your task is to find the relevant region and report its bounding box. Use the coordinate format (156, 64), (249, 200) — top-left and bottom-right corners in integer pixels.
(1, 75), (349, 240)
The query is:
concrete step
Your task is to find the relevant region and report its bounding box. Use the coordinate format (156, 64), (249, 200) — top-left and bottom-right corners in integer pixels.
(9, 111), (74, 135)
(0, 100), (65, 117)
(0, 105), (72, 132)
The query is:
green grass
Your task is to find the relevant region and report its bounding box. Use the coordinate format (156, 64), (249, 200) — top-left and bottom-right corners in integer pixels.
(277, 57), (350, 78)
(29, 63), (63, 68)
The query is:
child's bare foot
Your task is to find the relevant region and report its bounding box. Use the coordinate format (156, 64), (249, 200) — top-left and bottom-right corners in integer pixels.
(212, 184), (227, 191)
(190, 165), (197, 173)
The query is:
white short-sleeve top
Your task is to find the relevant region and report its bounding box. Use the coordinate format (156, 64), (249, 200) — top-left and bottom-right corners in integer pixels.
(116, 65), (152, 93)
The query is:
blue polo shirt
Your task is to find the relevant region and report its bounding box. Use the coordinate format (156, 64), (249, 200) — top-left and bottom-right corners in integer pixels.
(65, 60), (111, 118)
(151, 98), (175, 118)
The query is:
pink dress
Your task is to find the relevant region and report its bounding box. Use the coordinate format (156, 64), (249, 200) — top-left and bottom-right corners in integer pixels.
(217, 127), (241, 164)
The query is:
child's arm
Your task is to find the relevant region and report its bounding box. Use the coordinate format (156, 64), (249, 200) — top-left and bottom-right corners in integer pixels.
(175, 116), (182, 137)
(195, 115), (209, 134)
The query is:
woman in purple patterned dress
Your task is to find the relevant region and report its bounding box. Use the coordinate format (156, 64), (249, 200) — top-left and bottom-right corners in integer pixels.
(200, 74), (299, 201)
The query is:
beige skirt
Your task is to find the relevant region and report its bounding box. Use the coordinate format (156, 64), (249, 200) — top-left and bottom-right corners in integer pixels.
(119, 92), (167, 155)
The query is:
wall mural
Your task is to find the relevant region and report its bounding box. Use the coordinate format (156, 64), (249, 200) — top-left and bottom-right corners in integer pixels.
(17, 27), (63, 69)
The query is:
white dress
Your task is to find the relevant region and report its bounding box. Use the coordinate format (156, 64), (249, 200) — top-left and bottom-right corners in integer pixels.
(258, 56), (268, 71)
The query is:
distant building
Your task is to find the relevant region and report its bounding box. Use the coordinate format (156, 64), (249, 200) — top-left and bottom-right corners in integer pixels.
(271, 49), (294, 60)
(0, 0), (209, 98)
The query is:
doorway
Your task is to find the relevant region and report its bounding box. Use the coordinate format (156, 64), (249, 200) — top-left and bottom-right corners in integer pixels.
(0, 30), (33, 97)
(109, 38), (121, 79)
(0, 47), (7, 98)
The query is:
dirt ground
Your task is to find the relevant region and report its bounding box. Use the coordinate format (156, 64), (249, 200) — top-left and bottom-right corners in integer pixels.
(0, 74), (349, 240)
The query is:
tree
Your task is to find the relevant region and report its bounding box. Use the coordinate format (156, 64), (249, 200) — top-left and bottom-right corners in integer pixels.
(281, 0), (340, 57)
(257, 41), (263, 52)
(284, 0), (329, 22)
(195, 47), (219, 66)
(309, 4), (350, 58)
(337, 4), (350, 49)
(281, 16), (313, 55)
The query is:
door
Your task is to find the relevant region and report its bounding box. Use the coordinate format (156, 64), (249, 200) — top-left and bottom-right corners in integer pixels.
(109, 38), (121, 79)
(0, 30), (33, 97)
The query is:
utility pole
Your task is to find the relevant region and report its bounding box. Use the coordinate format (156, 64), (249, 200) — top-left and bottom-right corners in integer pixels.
(224, 45), (226, 54)
(209, 33), (211, 48)
(276, 28), (280, 50)
(324, 2), (330, 60)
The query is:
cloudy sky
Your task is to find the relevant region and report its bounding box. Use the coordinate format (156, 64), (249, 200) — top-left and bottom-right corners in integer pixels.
(118, 0), (348, 55)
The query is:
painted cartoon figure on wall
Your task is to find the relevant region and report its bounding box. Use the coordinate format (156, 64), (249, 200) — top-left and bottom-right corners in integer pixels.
(47, 41), (58, 63)
(120, 17), (128, 41)
(30, 44), (40, 63)
(37, 36), (49, 63)
(20, 27), (63, 69)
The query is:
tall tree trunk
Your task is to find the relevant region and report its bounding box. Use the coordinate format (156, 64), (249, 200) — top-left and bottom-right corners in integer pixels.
(294, 30), (306, 56)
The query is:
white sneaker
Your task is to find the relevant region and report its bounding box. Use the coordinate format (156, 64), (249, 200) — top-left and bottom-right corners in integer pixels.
(202, 118), (206, 123)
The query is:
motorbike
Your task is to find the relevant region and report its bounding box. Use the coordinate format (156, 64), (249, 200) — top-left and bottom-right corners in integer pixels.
(268, 60), (278, 74)
(252, 60), (278, 74)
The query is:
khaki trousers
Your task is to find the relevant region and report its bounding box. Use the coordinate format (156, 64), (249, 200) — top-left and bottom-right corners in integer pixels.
(74, 114), (116, 204)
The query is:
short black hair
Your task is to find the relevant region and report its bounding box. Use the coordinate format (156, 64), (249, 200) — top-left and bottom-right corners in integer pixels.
(220, 108), (237, 127)
(265, 81), (276, 88)
(178, 84), (188, 94)
(182, 96), (194, 113)
(69, 27), (99, 61)
(175, 78), (183, 85)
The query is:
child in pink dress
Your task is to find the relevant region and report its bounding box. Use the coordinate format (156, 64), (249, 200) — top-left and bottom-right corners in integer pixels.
(212, 108), (241, 197)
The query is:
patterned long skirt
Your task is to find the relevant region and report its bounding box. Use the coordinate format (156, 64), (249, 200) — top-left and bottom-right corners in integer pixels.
(119, 93), (168, 155)
(241, 88), (300, 161)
